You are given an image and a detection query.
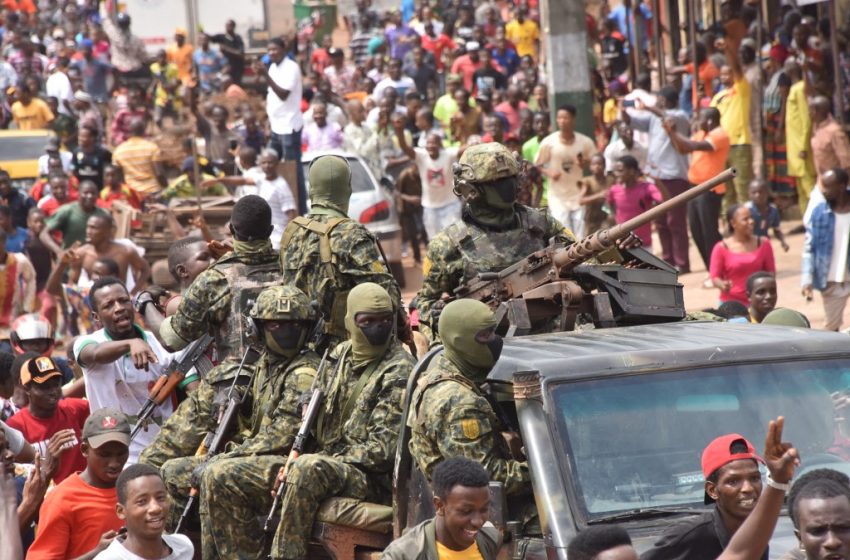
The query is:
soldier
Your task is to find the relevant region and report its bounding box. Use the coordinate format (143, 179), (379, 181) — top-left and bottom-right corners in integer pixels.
(416, 142), (576, 340)
(279, 155), (405, 350)
(408, 299), (530, 497)
(161, 285), (320, 558)
(140, 195), (280, 469)
(270, 282), (415, 560)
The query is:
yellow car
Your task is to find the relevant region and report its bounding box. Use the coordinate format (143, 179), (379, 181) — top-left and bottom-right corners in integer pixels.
(0, 129), (52, 189)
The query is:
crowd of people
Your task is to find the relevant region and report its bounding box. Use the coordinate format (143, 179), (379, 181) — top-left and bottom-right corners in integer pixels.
(0, 0), (849, 559)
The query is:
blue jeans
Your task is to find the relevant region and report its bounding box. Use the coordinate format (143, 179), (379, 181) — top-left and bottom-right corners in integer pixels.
(270, 129), (307, 215)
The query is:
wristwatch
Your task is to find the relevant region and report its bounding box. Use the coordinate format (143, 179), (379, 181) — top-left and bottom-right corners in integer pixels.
(765, 473), (791, 492)
(133, 291), (155, 315)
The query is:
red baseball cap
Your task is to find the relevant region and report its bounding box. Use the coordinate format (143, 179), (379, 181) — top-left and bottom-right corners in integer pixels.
(702, 433), (763, 479)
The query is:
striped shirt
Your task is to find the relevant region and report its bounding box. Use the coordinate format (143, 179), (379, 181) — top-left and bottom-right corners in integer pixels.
(113, 137), (162, 196)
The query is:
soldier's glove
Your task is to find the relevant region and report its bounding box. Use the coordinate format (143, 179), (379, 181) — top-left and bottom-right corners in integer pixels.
(429, 298), (449, 332)
(396, 307), (413, 345)
(133, 290), (166, 316)
(190, 463), (208, 488)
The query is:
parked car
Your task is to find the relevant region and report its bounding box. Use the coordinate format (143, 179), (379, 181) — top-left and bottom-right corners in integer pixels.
(302, 151), (405, 288)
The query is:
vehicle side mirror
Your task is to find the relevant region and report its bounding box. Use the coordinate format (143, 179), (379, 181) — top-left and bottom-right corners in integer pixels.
(380, 176), (395, 191)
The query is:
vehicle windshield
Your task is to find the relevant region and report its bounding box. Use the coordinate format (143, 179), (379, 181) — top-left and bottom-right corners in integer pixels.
(552, 359), (850, 521)
(0, 135), (46, 162)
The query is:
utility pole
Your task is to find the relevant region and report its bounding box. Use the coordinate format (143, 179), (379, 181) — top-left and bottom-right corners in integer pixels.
(540, 0), (594, 138)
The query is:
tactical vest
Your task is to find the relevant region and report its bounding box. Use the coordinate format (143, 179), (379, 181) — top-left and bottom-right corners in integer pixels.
(215, 258), (281, 364)
(445, 207), (551, 284)
(280, 216), (350, 338)
(412, 366), (483, 427)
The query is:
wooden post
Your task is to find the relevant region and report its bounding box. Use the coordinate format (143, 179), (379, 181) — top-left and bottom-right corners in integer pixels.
(688, 0), (699, 109)
(653, 0), (665, 86)
(756, 2), (765, 177)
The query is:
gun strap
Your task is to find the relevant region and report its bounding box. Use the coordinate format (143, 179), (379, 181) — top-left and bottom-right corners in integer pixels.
(340, 358), (382, 425)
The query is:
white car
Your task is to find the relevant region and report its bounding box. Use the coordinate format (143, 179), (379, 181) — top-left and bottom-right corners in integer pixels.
(301, 151), (406, 288)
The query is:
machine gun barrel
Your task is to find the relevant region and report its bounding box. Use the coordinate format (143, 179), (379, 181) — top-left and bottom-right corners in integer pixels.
(554, 167), (736, 271)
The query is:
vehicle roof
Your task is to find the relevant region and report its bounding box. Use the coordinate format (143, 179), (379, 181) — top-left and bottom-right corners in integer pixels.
(301, 150), (360, 162)
(491, 321), (850, 382)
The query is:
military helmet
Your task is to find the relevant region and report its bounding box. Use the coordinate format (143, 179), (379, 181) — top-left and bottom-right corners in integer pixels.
(455, 142), (520, 184)
(250, 285), (316, 322)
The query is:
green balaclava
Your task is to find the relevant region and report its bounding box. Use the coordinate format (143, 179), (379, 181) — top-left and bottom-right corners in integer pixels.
(344, 282), (395, 367)
(309, 155), (352, 216)
(455, 143), (519, 229)
(761, 308), (811, 328)
(467, 177), (519, 228)
(439, 299), (502, 383)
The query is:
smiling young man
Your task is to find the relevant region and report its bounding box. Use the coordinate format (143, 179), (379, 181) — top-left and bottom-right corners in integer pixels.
(381, 456), (500, 559)
(74, 277), (177, 463)
(94, 463), (194, 559)
(641, 434), (767, 560)
(788, 472), (850, 560)
(27, 408), (131, 560)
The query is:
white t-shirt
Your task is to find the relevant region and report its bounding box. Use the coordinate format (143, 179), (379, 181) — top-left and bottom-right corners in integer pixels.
(255, 175), (296, 249)
(413, 147), (459, 209)
(74, 327), (176, 464)
(46, 71), (73, 115)
(94, 534), (194, 560)
(829, 211), (850, 283)
(266, 57), (303, 135)
(37, 151), (73, 176)
(373, 76), (417, 102)
(535, 131), (597, 213)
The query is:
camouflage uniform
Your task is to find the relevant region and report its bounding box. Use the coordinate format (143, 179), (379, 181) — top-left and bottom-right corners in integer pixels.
(416, 143), (576, 340)
(270, 283), (415, 560)
(142, 239), (280, 468)
(279, 155), (401, 347)
(408, 354), (529, 496)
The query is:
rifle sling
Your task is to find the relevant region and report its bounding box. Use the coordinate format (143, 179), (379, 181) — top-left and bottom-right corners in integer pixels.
(317, 346), (383, 445)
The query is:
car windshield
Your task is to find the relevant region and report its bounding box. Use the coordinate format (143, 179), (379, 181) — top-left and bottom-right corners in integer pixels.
(552, 359), (850, 521)
(302, 157), (374, 193)
(0, 135), (46, 162)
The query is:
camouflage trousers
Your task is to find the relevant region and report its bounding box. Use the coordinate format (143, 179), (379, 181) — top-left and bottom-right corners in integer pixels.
(270, 454), (369, 560)
(200, 455), (284, 560)
(139, 380), (216, 469)
(161, 455), (204, 531)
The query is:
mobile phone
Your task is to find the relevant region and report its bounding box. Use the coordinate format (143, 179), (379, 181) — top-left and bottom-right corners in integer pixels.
(622, 99), (636, 108)
(229, 139), (239, 150)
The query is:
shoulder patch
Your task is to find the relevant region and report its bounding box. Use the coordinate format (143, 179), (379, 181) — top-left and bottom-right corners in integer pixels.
(422, 256), (432, 277)
(370, 260), (386, 273)
(461, 418), (481, 439)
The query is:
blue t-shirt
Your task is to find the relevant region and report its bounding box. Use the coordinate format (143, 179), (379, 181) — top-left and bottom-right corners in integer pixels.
(746, 201), (781, 238)
(72, 57), (111, 102)
(193, 48), (225, 92)
(5, 227), (28, 254)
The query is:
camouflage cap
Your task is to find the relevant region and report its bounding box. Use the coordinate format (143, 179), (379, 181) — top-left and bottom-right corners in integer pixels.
(250, 285), (316, 322)
(456, 142), (520, 184)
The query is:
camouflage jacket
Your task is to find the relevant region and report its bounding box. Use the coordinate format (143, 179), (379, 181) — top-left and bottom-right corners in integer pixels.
(279, 213), (401, 341)
(408, 354), (530, 496)
(160, 240), (280, 382)
(222, 350), (320, 458)
(417, 206), (574, 339)
(313, 340), (415, 498)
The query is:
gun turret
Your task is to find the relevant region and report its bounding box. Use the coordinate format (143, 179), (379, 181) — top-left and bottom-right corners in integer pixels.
(454, 168), (736, 335)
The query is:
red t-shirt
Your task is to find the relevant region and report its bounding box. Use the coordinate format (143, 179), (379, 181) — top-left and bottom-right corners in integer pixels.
(6, 398), (89, 483)
(709, 237), (776, 305)
(27, 473), (123, 559)
(421, 34), (457, 72)
(494, 100), (528, 134)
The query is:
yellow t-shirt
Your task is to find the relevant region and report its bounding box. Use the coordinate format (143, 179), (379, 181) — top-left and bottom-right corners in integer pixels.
(710, 76), (751, 146)
(436, 540), (485, 560)
(11, 98), (54, 130)
(603, 98), (618, 125)
(505, 19), (539, 59)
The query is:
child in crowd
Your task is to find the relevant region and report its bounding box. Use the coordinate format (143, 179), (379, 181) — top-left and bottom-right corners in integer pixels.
(746, 178), (790, 252)
(579, 154), (613, 236)
(6, 356), (89, 484)
(606, 155), (662, 247)
(26, 408), (130, 559)
(94, 463), (194, 559)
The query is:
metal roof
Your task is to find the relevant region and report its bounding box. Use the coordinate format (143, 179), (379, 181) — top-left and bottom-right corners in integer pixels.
(490, 321), (850, 382)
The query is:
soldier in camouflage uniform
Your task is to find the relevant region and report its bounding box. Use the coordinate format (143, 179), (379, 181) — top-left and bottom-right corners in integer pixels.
(160, 285), (320, 559)
(140, 195), (280, 469)
(279, 155), (404, 350)
(416, 142), (577, 340)
(408, 299), (530, 499)
(270, 282), (415, 560)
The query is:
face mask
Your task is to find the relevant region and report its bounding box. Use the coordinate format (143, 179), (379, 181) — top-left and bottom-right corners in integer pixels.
(490, 180), (517, 206)
(359, 320), (393, 347)
(263, 323), (306, 358)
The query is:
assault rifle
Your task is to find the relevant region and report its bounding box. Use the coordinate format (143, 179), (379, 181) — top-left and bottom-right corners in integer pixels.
(173, 342), (260, 533)
(453, 168), (736, 335)
(130, 333), (214, 441)
(263, 348), (333, 533)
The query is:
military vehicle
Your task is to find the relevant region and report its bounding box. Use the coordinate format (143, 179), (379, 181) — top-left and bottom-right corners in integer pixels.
(298, 323), (850, 560)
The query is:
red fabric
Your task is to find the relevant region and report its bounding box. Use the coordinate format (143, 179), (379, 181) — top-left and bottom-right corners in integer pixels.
(6, 398), (89, 483)
(494, 100), (528, 134)
(606, 181), (663, 245)
(709, 238), (776, 305)
(450, 54), (483, 91)
(27, 473), (123, 559)
(30, 178), (79, 202)
(421, 34), (457, 72)
(0, 252), (17, 327)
